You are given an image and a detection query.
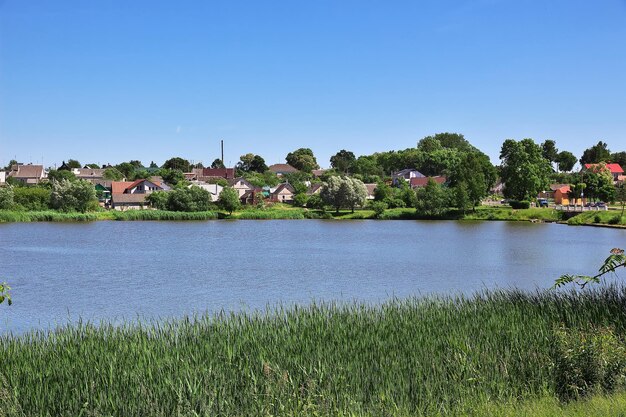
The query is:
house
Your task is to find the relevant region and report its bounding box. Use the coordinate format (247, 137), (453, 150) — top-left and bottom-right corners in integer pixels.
(111, 193), (148, 211)
(199, 168), (236, 181)
(307, 183), (323, 195)
(7, 164), (47, 185)
(188, 181), (223, 202)
(228, 177), (256, 198)
(72, 168), (106, 183)
(311, 169), (327, 178)
(268, 164), (299, 177)
(364, 184), (377, 200)
(410, 176), (446, 189)
(553, 185), (585, 206)
(269, 183), (295, 202)
(538, 184), (569, 200)
(240, 188), (264, 205)
(584, 163), (624, 182)
(94, 182), (112, 204)
(110, 179), (166, 210)
(0, 171), (5, 185)
(392, 169), (425, 185)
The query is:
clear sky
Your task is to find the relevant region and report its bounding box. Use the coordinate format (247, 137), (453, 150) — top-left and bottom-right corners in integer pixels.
(1, 0), (625, 169)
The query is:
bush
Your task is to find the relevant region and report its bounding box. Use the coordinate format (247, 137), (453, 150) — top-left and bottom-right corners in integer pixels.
(608, 215), (622, 225)
(553, 325), (626, 401)
(13, 187), (51, 211)
(510, 200), (531, 209)
(594, 215), (602, 224)
(369, 201), (388, 218)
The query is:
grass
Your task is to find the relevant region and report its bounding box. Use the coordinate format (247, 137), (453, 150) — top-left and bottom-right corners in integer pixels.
(4, 286), (626, 416)
(567, 210), (626, 226)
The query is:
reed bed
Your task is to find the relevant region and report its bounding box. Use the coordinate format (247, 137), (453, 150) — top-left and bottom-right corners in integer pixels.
(0, 210), (98, 222)
(111, 210), (219, 221)
(234, 210), (306, 219)
(3, 287), (626, 416)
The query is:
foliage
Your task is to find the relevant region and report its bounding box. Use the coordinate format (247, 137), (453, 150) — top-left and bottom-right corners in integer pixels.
(553, 325), (626, 401)
(210, 158), (225, 169)
(146, 191), (169, 210)
(292, 193), (308, 207)
(500, 138), (552, 201)
(452, 181), (471, 213)
(616, 183), (626, 218)
(449, 152), (494, 208)
(611, 152), (626, 170)
(50, 179), (97, 213)
(321, 176), (367, 213)
(0, 281), (11, 305)
(163, 187), (213, 212)
(103, 167), (124, 181)
(369, 201), (388, 218)
(584, 162), (616, 202)
(115, 162), (137, 179)
(217, 187), (241, 214)
(60, 159), (81, 170)
(47, 169), (76, 183)
(556, 150), (577, 172)
(161, 157), (190, 172)
(236, 153), (268, 174)
(306, 193), (324, 210)
(415, 178), (448, 216)
(509, 200), (531, 209)
(13, 187), (52, 211)
(541, 139), (559, 167)
(330, 149), (356, 174)
(580, 141), (611, 166)
(286, 148), (319, 172)
(0, 186), (15, 209)
(160, 169), (186, 186)
(554, 248), (626, 289)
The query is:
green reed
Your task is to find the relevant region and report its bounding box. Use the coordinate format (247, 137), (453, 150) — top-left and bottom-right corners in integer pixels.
(2, 287), (626, 416)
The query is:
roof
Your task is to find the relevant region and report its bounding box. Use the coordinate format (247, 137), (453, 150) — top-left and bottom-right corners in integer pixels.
(307, 183), (323, 195)
(272, 183), (295, 194)
(74, 168), (105, 178)
(364, 183), (377, 196)
(554, 185), (571, 194)
(228, 177), (254, 188)
(9, 165), (45, 179)
(111, 193), (147, 204)
(268, 164), (299, 174)
(201, 168), (235, 179)
(311, 169), (327, 177)
(584, 163), (624, 174)
(395, 168), (425, 177)
(111, 181), (135, 195)
(410, 176), (446, 188)
(549, 183), (569, 192)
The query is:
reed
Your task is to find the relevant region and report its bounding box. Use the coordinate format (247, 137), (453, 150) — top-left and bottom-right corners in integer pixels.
(3, 286), (626, 416)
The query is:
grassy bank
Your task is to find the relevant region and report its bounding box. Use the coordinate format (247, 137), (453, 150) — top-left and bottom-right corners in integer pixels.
(4, 287), (626, 416)
(567, 210), (626, 227)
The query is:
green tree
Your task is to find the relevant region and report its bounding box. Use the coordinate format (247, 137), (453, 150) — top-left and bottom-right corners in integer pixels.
(417, 137), (443, 153)
(50, 179), (97, 212)
(449, 152), (492, 209)
(616, 183), (626, 218)
(47, 169), (77, 183)
(499, 138), (552, 201)
(162, 157), (191, 172)
(85, 163), (100, 169)
(373, 182), (393, 202)
(286, 148), (319, 172)
(13, 187), (51, 210)
(370, 201), (388, 218)
(541, 140), (559, 169)
(330, 150), (356, 174)
(66, 159), (82, 169)
(453, 181), (471, 214)
(160, 169), (186, 186)
(236, 154), (267, 173)
(115, 162), (137, 179)
(556, 151), (577, 172)
(211, 158), (225, 169)
(0, 186), (15, 209)
(292, 193), (308, 207)
(611, 152), (626, 170)
(103, 168), (124, 181)
(580, 141), (611, 166)
(306, 193), (325, 210)
(415, 178), (448, 216)
(321, 176), (367, 213)
(146, 191), (169, 210)
(584, 163), (616, 202)
(217, 187), (241, 214)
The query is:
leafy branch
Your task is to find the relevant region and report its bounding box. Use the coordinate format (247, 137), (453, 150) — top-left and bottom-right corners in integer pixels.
(554, 248), (626, 289)
(0, 282), (12, 306)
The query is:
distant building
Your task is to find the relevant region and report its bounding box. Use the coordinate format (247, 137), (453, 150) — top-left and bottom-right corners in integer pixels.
(583, 163), (624, 182)
(7, 164), (47, 185)
(392, 169), (424, 185)
(199, 168), (236, 181)
(268, 164), (299, 177)
(410, 176), (446, 189)
(72, 168), (106, 183)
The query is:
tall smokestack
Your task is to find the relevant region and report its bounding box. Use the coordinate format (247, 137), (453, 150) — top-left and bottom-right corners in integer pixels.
(221, 140), (224, 166)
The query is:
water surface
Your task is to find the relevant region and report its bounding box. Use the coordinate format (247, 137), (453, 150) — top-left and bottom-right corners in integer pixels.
(0, 220), (623, 334)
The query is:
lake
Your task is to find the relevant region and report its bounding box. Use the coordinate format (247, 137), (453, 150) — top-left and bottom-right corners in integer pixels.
(0, 220), (624, 334)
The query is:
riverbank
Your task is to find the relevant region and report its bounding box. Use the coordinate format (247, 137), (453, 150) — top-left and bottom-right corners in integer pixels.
(3, 286), (626, 416)
(0, 206), (624, 227)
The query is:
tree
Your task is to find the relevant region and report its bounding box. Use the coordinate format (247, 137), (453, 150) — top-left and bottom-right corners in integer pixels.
(419, 133), (475, 153)
(415, 178), (448, 216)
(615, 183), (626, 218)
(453, 181), (471, 214)
(292, 193), (308, 207)
(611, 152), (626, 170)
(85, 163), (100, 169)
(321, 176), (367, 213)
(449, 152), (493, 209)
(554, 248), (625, 289)
(541, 140), (559, 168)
(499, 139), (552, 201)
(149, 161), (159, 169)
(580, 141), (611, 166)
(115, 162), (137, 179)
(373, 182), (393, 202)
(162, 157), (191, 172)
(0, 186), (14, 209)
(286, 148), (319, 172)
(555, 151), (577, 172)
(306, 193), (325, 210)
(66, 159), (82, 169)
(211, 158), (225, 169)
(330, 150), (356, 174)
(146, 191), (169, 210)
(50, 179), (97, 212)
(217, 187), (241, 214)
(13, 187), (51, 210)
(47, 169), (77, 183)
(236, 154), (267, 173)
(370, 201), (388, 218)
(417, 137), (443, 153)
(160, 169), (186, 186)
(103, 168), (124, 181)
(584, 163), (616, 202)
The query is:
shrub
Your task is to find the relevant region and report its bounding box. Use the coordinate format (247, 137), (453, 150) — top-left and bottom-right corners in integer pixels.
(553, 325), (626, 401)
(594, 215), (602, 224)
(608, 215), (621, 225)
(510, 200), (531, 209)
(369, 201), (388, 218)
(13, 187), (51, 211)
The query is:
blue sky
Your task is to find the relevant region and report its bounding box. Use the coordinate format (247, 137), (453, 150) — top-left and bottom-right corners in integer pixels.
(1, 0), (625, 169)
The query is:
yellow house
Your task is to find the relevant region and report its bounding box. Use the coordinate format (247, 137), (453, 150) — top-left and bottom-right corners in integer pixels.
(554, 185), (585, 205)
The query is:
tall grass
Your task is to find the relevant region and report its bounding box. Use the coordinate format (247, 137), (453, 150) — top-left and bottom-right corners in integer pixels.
(0, 210), (98, 223)
(3, 286), (626, 416)
(111, 210), (219, 221)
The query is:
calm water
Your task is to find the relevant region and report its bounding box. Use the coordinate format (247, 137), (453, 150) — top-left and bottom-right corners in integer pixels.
(0, 220), (624, 334)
